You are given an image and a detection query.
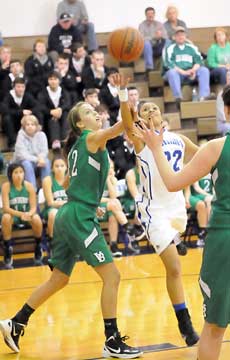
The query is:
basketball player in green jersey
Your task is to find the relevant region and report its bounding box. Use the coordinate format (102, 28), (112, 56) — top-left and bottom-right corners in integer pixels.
(42, 156), (68, 253)
(0, 102), (142, 359)
(133, 84), (230, 360)
(1, 163), (43, 269)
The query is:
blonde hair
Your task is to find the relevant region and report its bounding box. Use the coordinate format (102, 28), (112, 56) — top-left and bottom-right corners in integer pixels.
(21, 115), (40, 130)
(214, 27), (228, 42)
(165, 5), (179, 19)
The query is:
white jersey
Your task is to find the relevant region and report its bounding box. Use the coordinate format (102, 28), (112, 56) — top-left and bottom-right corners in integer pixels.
(136, 129), (185, 208)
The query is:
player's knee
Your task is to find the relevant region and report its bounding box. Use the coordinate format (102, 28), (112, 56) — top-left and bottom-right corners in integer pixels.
(1, 213), (12, 225)
(167, 261), (181, 278)
(196, 201), (206, 212)
(109, 268), (121, 287)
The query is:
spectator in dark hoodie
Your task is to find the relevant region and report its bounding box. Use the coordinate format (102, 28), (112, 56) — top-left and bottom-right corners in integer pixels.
(48, 12), (82, 63)
(24, 39), (54, 98)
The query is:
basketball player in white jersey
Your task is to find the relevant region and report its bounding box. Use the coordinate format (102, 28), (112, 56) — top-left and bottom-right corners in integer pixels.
(113, 73), (199, 346)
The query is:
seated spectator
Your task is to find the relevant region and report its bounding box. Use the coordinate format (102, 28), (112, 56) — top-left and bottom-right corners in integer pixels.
(1, 162), (43, 269)
(164, 5), (188, 41)
(69, 42), (90, 97)
(99, 67), (120, 125)
(184, 184), (209, 247)
(56, 0), (98, 53)
(82, 50), (108, 89)
(13, 115), (51, 190)
(48, 12), (82, 63)
(207, 27), (230, 85)
(37, 71), (71, 149)
(112, 133), (136, 180)
(95, 104), (110, 129)
(42, 156), (68, 254)
(83, 88), (100, 108)
(0, 45), (12, 102)
(1, 59), (24, 97)
(1, 77), (41, 149)
(24, 39), (54, 98)
(139, 7), (168, 71)
(0, 151), (4, 173)
(56, 53), (80, 105)
(99, 160), (140, 256)
(163, 26), (213, 103)
(216, 70), (230, 134)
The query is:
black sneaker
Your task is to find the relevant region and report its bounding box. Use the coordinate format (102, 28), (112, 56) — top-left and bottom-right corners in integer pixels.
(103, 333), (143, 358)
(134, 226), (146, 241)
(0, 319), (25, 353)
(4, 245), (13, 270)
(110, 243), (123, 258)
(176, 241), (187, 256)
(176, 308), (199, 346)
(34, 244), (43, 266)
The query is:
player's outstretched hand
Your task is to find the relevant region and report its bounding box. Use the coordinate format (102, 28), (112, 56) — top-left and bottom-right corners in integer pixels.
(112, 73), (130, 89)
(133, 119), (164, 151)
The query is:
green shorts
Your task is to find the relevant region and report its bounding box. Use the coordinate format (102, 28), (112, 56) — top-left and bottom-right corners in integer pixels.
(49, 201), (113, 276)
(120, 198), (136, 219)
(189, 194), (206, 210)
(42, 207), (56, 221)
(13, 216), (30, 227)
(98, 202), (112, 222)
(199, 228), (230, 327)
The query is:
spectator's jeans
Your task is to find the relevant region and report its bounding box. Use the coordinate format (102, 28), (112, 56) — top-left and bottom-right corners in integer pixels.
(143, 39), (170, 70)
(210, 67), (227, 85)
(22, 159), (51, 190)
(48, 114), (69, 145)
(76, 22), (98, 52)
(164, 66), (210, 99)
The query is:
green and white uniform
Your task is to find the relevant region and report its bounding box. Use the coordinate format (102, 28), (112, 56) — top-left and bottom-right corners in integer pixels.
(50, 130), (112, 276)
(9, 183), (30, 225)
(189, 174), (213, 209)
(42, 174), (68, 220)
(199, 135), (230, 327)
(120, 167), (140, 219)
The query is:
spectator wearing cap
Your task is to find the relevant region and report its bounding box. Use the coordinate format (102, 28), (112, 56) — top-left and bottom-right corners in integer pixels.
(1, 77), (41, 149)
(164, 5), (188, 41)
(139, 7), (168, 71)
(56, 0), (98, 53)
(24, 39), (54, 97)
(37, 71), (71, 149)
(48, 12), (82, 64)
(163, 26), (213, 103)
(99, 67), (120, 125)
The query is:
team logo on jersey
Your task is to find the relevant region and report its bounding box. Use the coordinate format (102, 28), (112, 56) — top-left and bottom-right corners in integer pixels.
(94, 251), (105, 263)
(203, 303), (207, 319)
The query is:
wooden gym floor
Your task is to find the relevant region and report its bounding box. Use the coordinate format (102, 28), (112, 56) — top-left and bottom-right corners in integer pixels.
(0, 249), (230, 359)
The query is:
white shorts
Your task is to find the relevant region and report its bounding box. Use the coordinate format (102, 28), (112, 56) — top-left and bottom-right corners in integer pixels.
(135, 195), (187, 254)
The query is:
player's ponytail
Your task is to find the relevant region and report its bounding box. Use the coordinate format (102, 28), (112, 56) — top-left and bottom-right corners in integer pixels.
(63, 102), (85, 157)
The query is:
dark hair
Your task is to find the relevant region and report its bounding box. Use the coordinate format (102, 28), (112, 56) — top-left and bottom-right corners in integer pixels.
(7, 163), (25, 183)
(13, 77), (25, 86)
(95, 103), (109, 113)
(48, 71), (61, 81)
(63, 101), (85, 156)
(58, 53), (70, 61)
(10, 59), (22, 66)
(222, 84), (230, 106)
(72, 42), (84, 53)
(145, 7), (155, 14)
(51, 155), (67, 168)
(127, 86), (138, 92)
(107, 67), (119, 77)
(83, 88), (99, 98)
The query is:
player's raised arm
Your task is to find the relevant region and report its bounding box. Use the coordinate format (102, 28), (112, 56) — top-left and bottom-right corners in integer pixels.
(134, 120), (222, 191)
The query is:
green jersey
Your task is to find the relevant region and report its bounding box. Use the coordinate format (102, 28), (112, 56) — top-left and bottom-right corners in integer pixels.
(67, 130), (109, 207)
(191, 173), (213, 196)
(9, 182), (30, 212)
(50, 174), (68, 202)
(209, 135), (230, 228)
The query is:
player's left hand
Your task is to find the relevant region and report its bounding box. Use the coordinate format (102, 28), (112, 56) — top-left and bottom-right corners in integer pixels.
(96, 206), (105, 218)
(133, 119), (163, 151)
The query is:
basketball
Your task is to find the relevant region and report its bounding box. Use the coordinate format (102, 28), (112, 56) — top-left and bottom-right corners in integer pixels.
(107, 27), (144, 63)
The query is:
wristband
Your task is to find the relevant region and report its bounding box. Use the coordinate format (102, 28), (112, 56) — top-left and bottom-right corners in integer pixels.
(118, 87), (128, 102)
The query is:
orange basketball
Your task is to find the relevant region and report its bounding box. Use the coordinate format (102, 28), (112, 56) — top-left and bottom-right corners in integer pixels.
(107, 27), (144, 63)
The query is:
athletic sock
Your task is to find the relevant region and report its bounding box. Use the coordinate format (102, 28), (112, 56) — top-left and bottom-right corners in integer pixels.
(104, 318), (119, 339)
(35, 237), (42, 245)
(12, 303), (35, 325)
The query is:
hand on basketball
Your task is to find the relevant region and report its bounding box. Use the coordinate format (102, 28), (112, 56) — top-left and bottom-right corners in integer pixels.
(133, 119), (163, 151)
(111, 73), (130, 89)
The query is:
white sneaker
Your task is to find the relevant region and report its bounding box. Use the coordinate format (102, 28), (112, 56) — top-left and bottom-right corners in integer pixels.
(0, 319), (25, 353)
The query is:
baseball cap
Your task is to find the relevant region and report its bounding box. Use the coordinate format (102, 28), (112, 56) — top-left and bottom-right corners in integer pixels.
(59, 13), (72, 22)
(174, 26), (186, 34)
